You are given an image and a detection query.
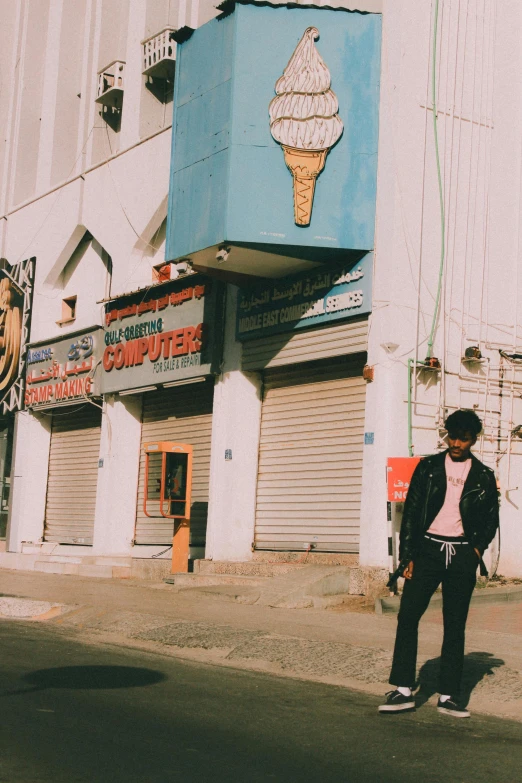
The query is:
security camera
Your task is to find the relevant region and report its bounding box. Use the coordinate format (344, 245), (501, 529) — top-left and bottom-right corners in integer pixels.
(216, 245), (231, 264)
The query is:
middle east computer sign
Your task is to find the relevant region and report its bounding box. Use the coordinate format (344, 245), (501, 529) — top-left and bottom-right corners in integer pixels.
(236, 252), (372, 341)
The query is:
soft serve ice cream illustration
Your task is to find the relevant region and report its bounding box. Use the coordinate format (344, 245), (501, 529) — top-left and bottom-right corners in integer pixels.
(269, 27), (343, 226)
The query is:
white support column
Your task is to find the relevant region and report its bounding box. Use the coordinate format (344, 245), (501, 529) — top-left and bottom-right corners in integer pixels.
(0, 1), (24, 217)
(75, 0), (94, 176)
(205, 285), (262, 562)
(85, 0), (103, 168)
(35, 0), (64, 194)
(119, 0), (146, 149)
(0, 0), (27, 258)
(6, 410), (52, 552)
(91, 395), (142, 555)
(358, 352), (407, 569)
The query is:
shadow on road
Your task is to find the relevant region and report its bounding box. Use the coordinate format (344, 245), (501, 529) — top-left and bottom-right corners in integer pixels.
(4, 665), (167, 696)
(415, 651), (504, 708)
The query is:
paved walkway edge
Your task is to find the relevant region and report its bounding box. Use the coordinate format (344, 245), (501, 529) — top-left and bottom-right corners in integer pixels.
(376, 585), (522, 614)
(1, 569), (522, 725)
(51, 611), (522, 725)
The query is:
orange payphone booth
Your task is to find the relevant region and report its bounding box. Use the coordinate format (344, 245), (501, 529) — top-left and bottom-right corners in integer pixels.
(143, 442), (193, 573)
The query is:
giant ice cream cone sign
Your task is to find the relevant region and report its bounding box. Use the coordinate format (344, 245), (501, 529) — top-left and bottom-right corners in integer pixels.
(269, 27), (343, 226)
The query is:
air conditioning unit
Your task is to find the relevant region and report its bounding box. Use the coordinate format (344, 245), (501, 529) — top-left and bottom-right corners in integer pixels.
(95, 60), (125, 108)
(142, 27), (176, 79)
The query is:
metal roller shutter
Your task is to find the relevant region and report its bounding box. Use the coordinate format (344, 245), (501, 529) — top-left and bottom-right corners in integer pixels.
(242, 317), (368, 371)
(254, 355), (366, 553)
(135, 380), (214, 545)
(44, 404), (102, 545)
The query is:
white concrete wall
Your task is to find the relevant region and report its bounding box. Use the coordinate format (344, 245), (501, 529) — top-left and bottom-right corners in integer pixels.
(92, 395), (142, 555)
(0, 1), (178, 557)
(7, 411), (51, 551)
(0, 0), (223, 562)
(360, 0), (522, 577)
(4, 0), (522, 578)
(0, 1), (20, 207)
(205, 285), (263, 562)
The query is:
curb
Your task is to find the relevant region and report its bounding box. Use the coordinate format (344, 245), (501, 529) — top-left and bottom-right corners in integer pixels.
(375, 585), (522, 615)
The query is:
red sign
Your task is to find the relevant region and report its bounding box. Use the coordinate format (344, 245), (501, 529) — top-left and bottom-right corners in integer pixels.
(387, 457), (421, 502)
(105, 284), (206, 326)
(102, 324), (203, 373)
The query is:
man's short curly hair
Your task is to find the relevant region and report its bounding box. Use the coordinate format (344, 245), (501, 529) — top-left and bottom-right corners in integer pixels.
(444, 409), (482, 437)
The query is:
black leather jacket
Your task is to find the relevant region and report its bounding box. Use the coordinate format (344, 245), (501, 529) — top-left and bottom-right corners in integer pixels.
(397, 450), (499, 575)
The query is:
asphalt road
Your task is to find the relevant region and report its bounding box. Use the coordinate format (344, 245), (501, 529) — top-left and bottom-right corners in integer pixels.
(0, 622), (521, 783)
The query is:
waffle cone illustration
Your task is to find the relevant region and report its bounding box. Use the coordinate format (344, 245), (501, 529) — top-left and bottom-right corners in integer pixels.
(282, 145), (328, 226)
(269, 28), (343, 227)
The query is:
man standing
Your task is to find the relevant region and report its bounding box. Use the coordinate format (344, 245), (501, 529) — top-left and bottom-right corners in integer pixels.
(379, 409), (499, 718)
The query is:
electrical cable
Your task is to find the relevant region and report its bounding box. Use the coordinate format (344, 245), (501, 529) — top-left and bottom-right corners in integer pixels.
(414, 3), (438, 375)
(427, 0), (446, 360)
(152, 545), (172, 558)
(104, 125), (163, 256)
(451, 0), (471, 369)
(13, 125), (96, 265)
(470, 0), (489, 351)
(461, 0), (482, 362)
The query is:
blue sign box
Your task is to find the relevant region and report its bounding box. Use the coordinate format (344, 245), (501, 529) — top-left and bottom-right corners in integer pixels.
(166, 3), (382, 270)
(236, 252), (373, 341)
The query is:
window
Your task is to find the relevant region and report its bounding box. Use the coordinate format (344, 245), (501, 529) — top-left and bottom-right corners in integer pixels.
(57, 295), (77, 326)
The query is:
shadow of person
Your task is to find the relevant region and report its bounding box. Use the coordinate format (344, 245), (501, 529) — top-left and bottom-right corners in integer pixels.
(4, 665), (167, 697)
(415, 652), (504, 708)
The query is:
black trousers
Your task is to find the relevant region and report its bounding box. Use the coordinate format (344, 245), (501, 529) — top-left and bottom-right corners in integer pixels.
(389, 533), (478, 695)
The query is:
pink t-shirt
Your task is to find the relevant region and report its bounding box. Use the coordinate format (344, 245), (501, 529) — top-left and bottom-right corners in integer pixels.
(427, 454), (471, 537)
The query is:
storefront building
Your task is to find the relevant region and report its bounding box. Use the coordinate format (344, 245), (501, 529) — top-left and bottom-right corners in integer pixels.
(237, 258), (371, 555)
(24, 328), (104, 546)
(0, 0), (224, 577)
(166, 1), (382, 568)
(0, 0), (385, 581)
(100, 274), (224, 563)
(5, 1), (522, 585)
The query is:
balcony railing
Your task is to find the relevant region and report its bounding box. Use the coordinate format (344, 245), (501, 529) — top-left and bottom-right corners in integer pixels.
(95, 60), (125, 108)
(142, 27), (176, 79)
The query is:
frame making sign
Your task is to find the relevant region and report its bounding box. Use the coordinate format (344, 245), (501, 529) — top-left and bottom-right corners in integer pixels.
(25, 327), (103, 409)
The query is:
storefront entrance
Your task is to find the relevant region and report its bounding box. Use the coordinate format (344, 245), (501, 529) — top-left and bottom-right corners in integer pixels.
(135, 380), (214, 557)
(44, 404), (102, 545)
(254, 355), (366, 553)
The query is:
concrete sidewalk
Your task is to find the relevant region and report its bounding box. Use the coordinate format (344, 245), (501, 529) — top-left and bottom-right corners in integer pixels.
(1, 568), (521, 723)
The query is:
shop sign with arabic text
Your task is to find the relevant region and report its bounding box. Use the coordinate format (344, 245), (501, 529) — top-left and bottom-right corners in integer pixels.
(386, 457), (422, 502)
(25, 327), (103, 408)
(236, 252), (372, 341)
(101, 275), (224, 394)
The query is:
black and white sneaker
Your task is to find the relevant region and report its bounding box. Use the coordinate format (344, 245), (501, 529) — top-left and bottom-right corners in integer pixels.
(437, 697), (470, 718)
(378, 690), (415, 713)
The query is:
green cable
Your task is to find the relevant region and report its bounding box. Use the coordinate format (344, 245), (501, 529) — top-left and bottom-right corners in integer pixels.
(408, 358), (414, 456)
(427, 0), (445, 359)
